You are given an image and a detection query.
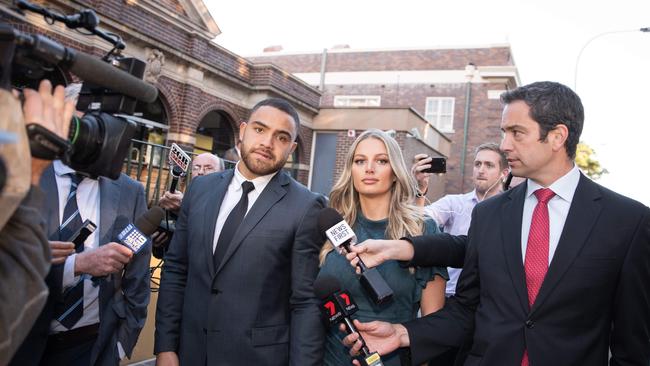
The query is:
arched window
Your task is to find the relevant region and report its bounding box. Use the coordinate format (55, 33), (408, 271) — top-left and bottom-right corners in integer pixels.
(196, 110), (235, 157)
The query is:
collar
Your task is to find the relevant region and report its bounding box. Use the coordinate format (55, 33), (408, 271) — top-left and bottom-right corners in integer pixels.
(526, 164), (580, 204)
(467, 190), (480, 203)
(233, 162), (278, 192)
(53, 160), (75, 177)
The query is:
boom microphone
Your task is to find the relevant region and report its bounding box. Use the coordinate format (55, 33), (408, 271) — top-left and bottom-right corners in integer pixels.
(318, 208), (393, 305)
(314, 275), (384, 366)
(12, 30), (157, 102)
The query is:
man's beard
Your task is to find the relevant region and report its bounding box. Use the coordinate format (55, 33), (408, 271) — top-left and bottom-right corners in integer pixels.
(475, 179), (499, 196)
(241, 146), (287, 176)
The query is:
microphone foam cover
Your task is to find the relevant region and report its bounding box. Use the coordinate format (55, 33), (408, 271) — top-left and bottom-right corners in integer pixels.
(317, 207), (344, 234)
(314, 274), (341, 300)
(135, 206), (165, 235)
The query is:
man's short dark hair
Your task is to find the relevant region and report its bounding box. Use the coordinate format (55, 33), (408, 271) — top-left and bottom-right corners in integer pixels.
(475, 142), (507, 170)
(500, 81), (584, 159)
(250, 98), (300, 140)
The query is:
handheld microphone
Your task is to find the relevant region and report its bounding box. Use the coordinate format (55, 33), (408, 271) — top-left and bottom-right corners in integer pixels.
(117, 206), (165, 253)
(318, 208), (393, 305)
(92, 207), (163, 284)
(169, 165), (184, 193)
(314, 275), (384, 366)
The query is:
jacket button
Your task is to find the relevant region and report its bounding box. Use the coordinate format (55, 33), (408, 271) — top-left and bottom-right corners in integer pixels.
(525, 320), (534, 328)
(211, 288), (220, 294)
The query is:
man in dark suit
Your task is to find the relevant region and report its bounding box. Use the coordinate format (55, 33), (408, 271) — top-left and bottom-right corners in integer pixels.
(155, 98), (326, 366)
(10, 162), (150, 366)
(343, 81), (650, 365)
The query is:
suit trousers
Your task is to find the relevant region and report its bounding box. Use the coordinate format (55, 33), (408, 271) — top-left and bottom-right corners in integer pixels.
(41, 334), (97, 366)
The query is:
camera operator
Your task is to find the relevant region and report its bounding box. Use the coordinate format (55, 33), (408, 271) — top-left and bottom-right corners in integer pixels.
(0, 79), (75, 365)
(10, 83), (151, 366)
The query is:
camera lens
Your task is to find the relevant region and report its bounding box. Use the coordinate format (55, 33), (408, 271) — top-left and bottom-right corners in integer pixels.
(67, 114), (104, 165)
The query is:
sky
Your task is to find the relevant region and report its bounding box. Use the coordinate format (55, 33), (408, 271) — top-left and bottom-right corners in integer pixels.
(205, 0), (650, 206)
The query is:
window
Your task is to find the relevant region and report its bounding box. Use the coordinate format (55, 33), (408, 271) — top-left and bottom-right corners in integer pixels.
(425, 97), (455, 132)
(333, 95), (381, 107)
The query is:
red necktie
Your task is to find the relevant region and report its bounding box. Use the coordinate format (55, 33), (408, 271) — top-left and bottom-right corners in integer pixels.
(521, 188), (555, 366)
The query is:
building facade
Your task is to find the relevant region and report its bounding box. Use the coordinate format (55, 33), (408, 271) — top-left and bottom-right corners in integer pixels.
(250, 46), (520, 196)
(1, 0), (320, 187)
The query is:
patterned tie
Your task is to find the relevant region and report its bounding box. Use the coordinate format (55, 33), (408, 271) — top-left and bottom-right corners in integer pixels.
(54, 173), (86, 329)
(521, 188), (555, 366)
(213, 181), (255, 270)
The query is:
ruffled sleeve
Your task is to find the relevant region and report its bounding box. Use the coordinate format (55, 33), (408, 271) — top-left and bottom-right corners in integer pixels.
(413, 219), (449, 296)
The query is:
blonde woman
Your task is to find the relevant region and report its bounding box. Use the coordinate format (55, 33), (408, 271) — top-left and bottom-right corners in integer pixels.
(316, 129), (447, 366)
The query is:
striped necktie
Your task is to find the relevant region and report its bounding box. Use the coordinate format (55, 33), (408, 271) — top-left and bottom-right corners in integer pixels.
(54, 173), (86, 329)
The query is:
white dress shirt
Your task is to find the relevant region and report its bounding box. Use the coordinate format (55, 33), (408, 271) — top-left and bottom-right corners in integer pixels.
(51, 160), (100, 333)
(425, 190), (478, 296)
(212, 163), (277, 253)
(521, 165), (581, 265)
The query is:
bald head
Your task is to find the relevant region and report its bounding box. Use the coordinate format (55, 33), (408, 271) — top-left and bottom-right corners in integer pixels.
(191, 153), (223, 176)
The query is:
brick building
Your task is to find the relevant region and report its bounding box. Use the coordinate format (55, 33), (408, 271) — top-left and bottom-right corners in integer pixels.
(1, 0), (319, 186)
(0, 0), (322, 363)
(250, 46), (520, 197)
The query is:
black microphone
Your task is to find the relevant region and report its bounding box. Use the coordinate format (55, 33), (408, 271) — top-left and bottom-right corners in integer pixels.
(314, 275), (384, 366)
(133, 206), (165, 239)
(63, 9), (99, 31)
(318, 208), (393, 305)
(12, 31), (157, 102)
(169, 165), (184, 193)
(15, 0), (98, 30)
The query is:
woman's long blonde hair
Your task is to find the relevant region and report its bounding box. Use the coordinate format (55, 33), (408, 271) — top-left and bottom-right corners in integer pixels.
(319, 129), (424, 265)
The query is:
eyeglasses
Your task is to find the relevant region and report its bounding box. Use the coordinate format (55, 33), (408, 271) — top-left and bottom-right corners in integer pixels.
(192, 165), (215, 173)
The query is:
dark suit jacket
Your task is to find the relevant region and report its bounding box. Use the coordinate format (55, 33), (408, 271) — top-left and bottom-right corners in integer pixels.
(155, 169), (326, 366)
(406, 233), (467, 269)
(10, 166), (149, 366)
(404, 174), (650, 365)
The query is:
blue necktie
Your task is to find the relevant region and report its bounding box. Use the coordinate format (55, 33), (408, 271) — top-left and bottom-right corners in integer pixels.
(213, 181), (255, 269)
(54, 173), (86, 329)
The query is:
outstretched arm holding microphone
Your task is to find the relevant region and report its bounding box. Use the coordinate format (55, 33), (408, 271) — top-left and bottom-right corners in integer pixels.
(346, 234), (468, 272)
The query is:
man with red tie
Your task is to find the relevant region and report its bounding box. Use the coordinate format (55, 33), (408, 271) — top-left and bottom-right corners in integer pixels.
(343, 81), (650, 365)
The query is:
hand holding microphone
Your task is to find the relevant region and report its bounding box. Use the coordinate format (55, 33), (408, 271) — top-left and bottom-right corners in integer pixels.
(314, 275), (385, 366)
(80, 207), (163, 279)
(318, 208), (393, 305)
(345, 239), (416, 271)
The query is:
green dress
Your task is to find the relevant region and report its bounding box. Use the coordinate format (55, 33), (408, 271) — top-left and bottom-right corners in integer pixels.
(317, 213), (448, 366)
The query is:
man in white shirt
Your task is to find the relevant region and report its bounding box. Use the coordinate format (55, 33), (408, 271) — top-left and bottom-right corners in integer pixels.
(11, 161), (150, 366)
(155, 98), (326, 366)
(413, 142), (508, 297)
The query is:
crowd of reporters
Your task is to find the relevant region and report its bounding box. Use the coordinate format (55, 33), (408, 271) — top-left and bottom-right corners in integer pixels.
(1, 79), (649, 366)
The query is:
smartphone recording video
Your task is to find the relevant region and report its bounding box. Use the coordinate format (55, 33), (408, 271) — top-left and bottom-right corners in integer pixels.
(420, 156), (446, 174)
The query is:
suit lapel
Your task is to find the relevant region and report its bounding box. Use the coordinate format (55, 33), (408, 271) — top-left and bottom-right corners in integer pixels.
(501, 183), (530, 313)
(530, 174), (602, 315)
(215, 172), (289, 275)
(205, 171), (233, 277)
(40, 165), (65, 295)
(39, 165), (61, 239)
(98, 177), (120, 246)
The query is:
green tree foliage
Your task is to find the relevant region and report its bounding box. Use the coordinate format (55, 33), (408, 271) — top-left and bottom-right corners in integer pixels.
(575, 142), (608, 180)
